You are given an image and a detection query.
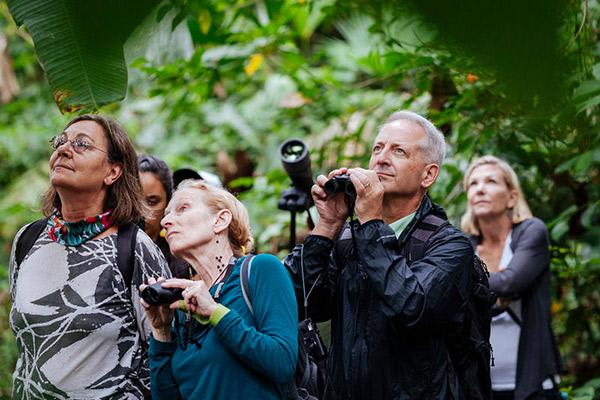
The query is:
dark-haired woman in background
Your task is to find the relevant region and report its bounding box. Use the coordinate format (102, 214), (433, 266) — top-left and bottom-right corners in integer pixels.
(138, 154), (189, 278)
(9, 115), (171, 399)
(462, 155), (562, 400)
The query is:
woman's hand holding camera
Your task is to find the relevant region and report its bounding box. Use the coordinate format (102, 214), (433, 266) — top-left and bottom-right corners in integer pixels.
(161, 279), (218, 319)
(140, 277), (219, 341)
(139, 277), (175, 342)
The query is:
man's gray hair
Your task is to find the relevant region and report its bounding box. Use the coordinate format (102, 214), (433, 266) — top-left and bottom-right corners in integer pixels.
(380, 110), (446, 165)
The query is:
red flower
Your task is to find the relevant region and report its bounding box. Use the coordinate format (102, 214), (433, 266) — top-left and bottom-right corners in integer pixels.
(466, 73), (479, 83)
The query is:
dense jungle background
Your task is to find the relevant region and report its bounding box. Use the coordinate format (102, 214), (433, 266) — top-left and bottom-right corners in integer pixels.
(0, 0), (599, 398)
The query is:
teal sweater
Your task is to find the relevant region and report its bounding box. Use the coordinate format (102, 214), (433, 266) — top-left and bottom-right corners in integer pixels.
(149, 254), (298, 400)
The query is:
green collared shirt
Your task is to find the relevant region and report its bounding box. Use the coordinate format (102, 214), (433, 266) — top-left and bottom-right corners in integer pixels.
(388, 212), (416, 238)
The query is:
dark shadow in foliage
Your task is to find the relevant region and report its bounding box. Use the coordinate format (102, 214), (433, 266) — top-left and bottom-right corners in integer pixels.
(355, 0), (576, 114)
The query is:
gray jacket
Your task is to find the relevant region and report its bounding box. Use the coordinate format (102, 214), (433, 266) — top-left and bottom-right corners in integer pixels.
(473, 217), (562, 400)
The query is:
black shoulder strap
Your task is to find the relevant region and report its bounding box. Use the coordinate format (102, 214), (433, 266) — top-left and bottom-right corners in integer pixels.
(117, 223), (139, 291)
(239, 255), (256, 315)
(16, 218), (49, 266)
(407, 214), (449, 264)
(333, 223), (354, 264)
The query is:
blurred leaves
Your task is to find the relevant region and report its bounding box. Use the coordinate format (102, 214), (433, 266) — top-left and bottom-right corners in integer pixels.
(6, 0), (161, 113)
(1, 0), (600, 394)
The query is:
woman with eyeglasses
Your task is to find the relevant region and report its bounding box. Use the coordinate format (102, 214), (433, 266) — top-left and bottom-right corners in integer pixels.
(9, 114), (171, 399)
(138, 154), (190, 278)
(139, 180), (298, 400)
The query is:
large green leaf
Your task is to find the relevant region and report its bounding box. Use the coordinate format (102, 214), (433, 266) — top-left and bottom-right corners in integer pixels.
(7, 0), (160, 113)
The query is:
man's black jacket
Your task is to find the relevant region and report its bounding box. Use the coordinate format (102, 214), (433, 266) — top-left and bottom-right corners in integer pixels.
(284, 196), (474, 400)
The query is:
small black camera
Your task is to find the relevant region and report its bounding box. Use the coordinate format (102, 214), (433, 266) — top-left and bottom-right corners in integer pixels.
(299, 318), (328, 362)
(324, 174), (356, 198)
(141, 282), (183, 306)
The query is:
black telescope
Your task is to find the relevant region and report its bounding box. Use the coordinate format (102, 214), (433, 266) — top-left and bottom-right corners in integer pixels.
(278, 139), (314, 212)
(280, 139), (314, 194)
(278, 138), (314, 250)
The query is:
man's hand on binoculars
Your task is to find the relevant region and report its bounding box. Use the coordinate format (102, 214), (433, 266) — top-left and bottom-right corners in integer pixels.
(347, 168), (384, 225)
(311, 171), (349, 239)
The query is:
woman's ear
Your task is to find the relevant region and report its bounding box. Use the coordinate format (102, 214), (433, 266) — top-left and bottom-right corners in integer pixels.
(213, 209), (233, 234)
(104, 162), (123, 186)
(507, 189), (518, 210)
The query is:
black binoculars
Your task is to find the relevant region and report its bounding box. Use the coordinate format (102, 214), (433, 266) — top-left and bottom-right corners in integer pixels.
(324, 174), (356, 198)
(141, 282), (183, 306)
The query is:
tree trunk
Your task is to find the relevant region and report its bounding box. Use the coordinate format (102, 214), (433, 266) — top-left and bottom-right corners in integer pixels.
(0, 32), (19, 104)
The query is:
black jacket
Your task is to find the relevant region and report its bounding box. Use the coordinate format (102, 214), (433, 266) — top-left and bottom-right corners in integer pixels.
(474, 218), (562, 400)
(284, 196), (474, 400)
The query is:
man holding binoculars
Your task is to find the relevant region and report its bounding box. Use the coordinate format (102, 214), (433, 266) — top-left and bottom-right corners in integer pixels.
(284, 110), (477, 400)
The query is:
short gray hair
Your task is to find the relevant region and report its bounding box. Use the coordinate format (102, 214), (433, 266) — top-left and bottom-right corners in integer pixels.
(380, 110), (446, 165)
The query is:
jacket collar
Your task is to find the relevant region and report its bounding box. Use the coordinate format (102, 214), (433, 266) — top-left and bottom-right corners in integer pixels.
(397, 194), (448, 245)
(470, 218), (529, 248)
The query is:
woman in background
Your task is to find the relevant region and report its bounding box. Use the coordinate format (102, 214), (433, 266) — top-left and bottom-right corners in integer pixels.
(138, 154), (189, 278)
(462, 155), (562, 400)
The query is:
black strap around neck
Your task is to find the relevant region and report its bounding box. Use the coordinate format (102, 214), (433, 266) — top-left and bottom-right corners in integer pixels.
(212, 257), (238, 300)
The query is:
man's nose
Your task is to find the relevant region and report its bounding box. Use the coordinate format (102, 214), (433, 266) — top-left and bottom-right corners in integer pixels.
(372, 150), (390, 166)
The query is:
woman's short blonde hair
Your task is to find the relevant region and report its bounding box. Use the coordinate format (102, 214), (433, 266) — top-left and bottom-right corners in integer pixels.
(461, 155), (533, 236)
(177, 179), (254, 257)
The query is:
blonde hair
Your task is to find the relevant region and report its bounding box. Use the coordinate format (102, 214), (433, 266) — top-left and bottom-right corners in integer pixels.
(177, 179), (254, 257)
(461, 155), (533, 236)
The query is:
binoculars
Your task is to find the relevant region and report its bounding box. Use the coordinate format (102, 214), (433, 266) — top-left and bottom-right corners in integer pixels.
(324, 174), (356, 198)
(141, 282), (183, 306)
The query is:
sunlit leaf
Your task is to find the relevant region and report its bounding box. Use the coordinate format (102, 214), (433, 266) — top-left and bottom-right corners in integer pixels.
(7, 0), (160, 113)
(244, 53), (264, 76)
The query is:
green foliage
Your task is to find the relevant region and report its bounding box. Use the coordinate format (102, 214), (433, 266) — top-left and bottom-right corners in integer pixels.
(418, 0), (574, 109)
(563, 376), (600, 400)
(6, 0), (161, 113)
(1, 0), (599, 395)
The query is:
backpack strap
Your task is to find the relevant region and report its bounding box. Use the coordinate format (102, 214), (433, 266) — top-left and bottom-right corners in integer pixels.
(407, 214), (449, 264)
(15, 218), (49, 267)
(239, 255), (303, 400)
(239, 255), (256, 315)
(117, 223), (139, 294)
(15, 220), (138, 297)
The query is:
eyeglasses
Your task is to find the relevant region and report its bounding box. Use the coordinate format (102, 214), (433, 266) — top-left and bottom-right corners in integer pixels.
(49, 135), (108, 155)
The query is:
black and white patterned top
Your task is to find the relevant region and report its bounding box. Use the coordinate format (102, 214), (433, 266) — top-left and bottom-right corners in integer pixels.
(8, 224), (171, 400)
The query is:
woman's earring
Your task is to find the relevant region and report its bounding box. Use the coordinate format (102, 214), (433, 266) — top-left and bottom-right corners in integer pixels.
(215, 255), (225, 272)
